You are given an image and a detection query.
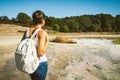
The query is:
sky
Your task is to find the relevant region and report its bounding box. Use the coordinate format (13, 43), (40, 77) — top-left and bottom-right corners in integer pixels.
(0, 0), (120, 19)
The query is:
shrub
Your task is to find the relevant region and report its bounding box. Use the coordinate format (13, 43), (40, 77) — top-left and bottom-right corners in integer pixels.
(51, 35), (76, 43)
(113, 38), (120, 44)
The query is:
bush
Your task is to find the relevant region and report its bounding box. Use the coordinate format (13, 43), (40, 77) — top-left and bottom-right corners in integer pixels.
(51, 35), (76, 43)
(113, 38), (120, 44)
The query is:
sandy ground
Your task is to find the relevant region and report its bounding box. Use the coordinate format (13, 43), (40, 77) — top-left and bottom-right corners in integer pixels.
(0, 34), (120, 80)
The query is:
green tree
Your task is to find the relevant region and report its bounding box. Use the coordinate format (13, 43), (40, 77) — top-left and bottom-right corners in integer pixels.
(45, 13), (117, 32)
(90, 15), (102, 32)
(78, 15), (92, 31)
(92, 24), (102, 32)
(69, 21), (79, 32)
(16, 12), (32, 25)
(46, 16), (57, 30)
(0, 16), (9, 21)
(60, 24), (69, 32)
(114, 15), (120, 32)
(97, 13), (114, 31)
(53, 24), (60, 31)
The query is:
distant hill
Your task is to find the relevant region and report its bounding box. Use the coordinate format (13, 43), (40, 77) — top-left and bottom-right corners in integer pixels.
(0, 24), (27, 34)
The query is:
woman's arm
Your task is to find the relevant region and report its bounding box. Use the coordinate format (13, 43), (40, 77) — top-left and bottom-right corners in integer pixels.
(37, 30), (49, 56)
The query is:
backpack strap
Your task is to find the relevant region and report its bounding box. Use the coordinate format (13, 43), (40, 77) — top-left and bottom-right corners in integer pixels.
(25, 28), (41, 39)
(26, 28), (30, 38)
(30, 28), (41, 39)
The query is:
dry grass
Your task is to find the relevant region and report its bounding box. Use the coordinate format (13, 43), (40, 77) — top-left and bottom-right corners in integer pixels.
(113, 38), (120, 44)
(51, 35), (76, 43)
(0, 24), (27, 34)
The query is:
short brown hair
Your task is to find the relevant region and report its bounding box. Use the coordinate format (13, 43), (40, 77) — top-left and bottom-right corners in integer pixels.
(32, 10), (46, 25)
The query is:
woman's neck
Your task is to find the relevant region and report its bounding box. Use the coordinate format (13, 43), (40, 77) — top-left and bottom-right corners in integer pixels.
(35, 24), (42, 29)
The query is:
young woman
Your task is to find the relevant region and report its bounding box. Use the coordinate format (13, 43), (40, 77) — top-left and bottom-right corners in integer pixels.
(22, 10), (49, 80)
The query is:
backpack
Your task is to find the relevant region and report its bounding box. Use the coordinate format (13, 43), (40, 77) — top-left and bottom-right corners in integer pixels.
(15, 28), (41, 74)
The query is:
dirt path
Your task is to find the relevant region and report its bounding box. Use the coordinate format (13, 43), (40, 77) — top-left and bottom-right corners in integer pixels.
(0, 35), (31, 80)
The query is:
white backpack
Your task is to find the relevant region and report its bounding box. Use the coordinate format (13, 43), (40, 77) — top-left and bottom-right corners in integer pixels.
(15, 28), (41, 74)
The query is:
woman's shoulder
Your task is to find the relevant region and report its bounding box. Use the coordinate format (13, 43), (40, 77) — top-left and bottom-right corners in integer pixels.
(29, 27), (35, 31)
(39, 29), (46, 34)
(38, 29), (47, 37)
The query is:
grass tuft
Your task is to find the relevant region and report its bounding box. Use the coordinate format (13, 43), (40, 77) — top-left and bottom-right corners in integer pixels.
(51, 35), (76, 43)
(112, 38), (120, 44)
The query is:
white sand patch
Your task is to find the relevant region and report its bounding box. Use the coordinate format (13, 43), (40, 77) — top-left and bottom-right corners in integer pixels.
(75, 39), (114, 45)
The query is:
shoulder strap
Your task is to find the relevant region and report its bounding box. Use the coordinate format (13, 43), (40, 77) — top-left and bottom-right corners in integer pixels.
(26, 28), (30, 38)
(26, 28), (41, 39)
(30, 28), (41, 39)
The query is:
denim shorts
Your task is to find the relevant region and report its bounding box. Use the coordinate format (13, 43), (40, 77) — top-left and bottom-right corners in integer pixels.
(30, 62), (48, 80)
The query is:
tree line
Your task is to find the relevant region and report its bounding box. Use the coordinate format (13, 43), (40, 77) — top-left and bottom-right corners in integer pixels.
(0, 12), (120, 32)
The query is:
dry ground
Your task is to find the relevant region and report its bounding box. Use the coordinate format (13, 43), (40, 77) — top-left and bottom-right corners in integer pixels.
(0, 24), (120, 80)
(0, 35), (120, 80)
